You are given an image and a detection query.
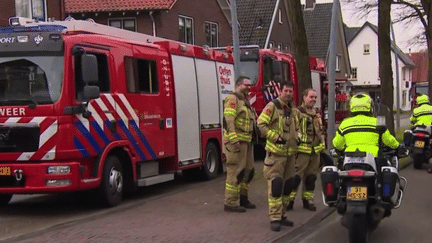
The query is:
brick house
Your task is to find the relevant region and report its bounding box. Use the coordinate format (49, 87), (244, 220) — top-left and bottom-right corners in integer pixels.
(64, 0), (232, 47)
(0, 0), (65, 27)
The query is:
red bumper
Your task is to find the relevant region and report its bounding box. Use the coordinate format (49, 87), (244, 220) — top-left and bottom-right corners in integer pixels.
(0, 162), (101, 194)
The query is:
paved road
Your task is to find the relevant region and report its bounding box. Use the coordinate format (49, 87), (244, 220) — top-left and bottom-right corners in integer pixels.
(293, 161), (432, 243)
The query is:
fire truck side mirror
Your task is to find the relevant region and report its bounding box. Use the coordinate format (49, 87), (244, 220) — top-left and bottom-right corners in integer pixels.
(81, 54), (99, 85)
(83, 85), (100, 100)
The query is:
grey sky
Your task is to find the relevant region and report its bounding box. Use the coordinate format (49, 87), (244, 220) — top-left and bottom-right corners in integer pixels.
(300, 0), (426, 53)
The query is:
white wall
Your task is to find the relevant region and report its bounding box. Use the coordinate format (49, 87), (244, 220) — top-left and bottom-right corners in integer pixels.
(348, 27), (379, 86)
(348, 25), (413, 111)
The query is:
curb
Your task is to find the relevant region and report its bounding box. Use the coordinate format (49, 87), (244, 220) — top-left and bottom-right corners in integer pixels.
(275, 155), (413, 243)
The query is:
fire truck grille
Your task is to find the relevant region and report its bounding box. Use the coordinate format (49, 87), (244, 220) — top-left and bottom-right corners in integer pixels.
(0, 127), (40, 152)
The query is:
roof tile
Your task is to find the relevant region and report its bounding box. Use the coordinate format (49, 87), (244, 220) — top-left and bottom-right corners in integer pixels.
(65, 0), (177, 13)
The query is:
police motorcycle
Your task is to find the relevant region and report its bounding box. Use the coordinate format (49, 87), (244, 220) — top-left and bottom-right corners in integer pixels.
(404, 125), (432, 169)
(321, 104), (408, 243)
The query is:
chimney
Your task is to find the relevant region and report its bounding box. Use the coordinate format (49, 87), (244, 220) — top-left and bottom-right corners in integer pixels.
(306, 0), (315, 9)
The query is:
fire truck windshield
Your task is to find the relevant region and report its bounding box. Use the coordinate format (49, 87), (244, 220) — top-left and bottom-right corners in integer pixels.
(0, 55), (63, 106)
(239, 60), (259, 85)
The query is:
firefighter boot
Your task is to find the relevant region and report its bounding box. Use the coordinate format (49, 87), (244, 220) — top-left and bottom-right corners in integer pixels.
(287, 201), (294, 211)
(270, 220), (281, 232)
(281, 215), (294, 227)
(303, 199), (317, 211)
(224, 205), (246, 213)
(240, 195), (256, 209)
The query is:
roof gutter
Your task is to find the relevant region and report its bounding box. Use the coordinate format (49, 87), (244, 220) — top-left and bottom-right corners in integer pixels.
(264, 0), (280, 49)
(149, 11), (156, 36)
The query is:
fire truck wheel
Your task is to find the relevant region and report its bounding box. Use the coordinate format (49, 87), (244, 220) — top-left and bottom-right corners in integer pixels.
(0, 194), (12, 206)
(201, 142), (220, 180)
(99, 155), (123, 207)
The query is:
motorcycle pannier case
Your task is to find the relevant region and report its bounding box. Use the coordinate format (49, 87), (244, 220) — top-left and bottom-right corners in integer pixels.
(321, 166), (339, 203)
(381, 166), (399, 206)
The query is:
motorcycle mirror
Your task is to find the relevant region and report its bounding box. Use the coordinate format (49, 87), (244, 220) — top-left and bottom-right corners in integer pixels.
(329, 148), (338, 157)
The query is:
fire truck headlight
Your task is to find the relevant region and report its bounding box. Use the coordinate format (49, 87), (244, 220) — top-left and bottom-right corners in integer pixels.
(46, 179), (71, 186)
(47, 166), (71, 174)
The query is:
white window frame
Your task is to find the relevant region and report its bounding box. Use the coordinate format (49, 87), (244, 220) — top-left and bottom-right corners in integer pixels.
(15, 0), (47, 21)
(336, 55), (341, 72)
(351, 67), (357, 79)
(278, 9), (282, 24)
(268, 41), (275, 49)
(205, 21), (218, 47)
(277, 43), (282, 51)
(108, 18), (137, 32)
(179, 15), (194, 44)
(363, 44), (370, 55)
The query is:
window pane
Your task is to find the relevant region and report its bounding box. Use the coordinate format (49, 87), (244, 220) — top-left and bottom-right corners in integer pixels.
(137, 59), (158, 93)
(205, 23), (211, 45)
(211, 23), (217, 47)
(179, 17), (185, 43)
(109, 20), (122, 29)
(186, 18), (193, 44)
(32, 0), (45, 21)
(123, 19), (135, 31)
(15, 0), (31, 18)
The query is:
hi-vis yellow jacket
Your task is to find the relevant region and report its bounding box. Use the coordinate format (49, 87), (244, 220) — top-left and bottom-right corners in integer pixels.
(411, 103), (432, 126)
(257, 97), (300, 156)
(297, 105), (325, 154)
(223, 92), (255, 143)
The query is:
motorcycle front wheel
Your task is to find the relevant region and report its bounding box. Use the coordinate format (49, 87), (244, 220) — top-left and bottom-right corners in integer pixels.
(348, 214), (369, 243)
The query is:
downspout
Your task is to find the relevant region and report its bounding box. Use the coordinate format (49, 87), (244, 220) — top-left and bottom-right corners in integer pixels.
(264, 0), (280, 49)
(149, 11), (156, 36)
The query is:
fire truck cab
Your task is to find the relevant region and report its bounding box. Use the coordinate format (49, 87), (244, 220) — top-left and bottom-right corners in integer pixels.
(0, 18), (234, 206)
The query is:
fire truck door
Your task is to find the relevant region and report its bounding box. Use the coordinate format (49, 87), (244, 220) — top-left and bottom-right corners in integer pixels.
(122, 46), (175, 161)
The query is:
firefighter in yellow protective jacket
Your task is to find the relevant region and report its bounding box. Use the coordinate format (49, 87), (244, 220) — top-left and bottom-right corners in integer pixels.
(410, 94), (432, 126)
(288, 88), (325, 212)
(223, 76), (256, 213)
(257, 81), (300, 232)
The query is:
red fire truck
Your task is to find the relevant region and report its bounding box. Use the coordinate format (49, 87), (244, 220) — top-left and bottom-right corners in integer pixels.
(0, 18), (234, 206)
(231, 46), (326, 116)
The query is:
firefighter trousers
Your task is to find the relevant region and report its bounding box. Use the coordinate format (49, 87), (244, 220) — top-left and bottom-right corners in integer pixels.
(263, 152), (296, 221)
(224, 141), (254, 207)
(289, 152), (320, 201)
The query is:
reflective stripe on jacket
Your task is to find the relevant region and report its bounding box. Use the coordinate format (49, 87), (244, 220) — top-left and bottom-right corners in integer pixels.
(297, 105), (325, 154)
(223, 92), (255, 143)
(333, 114), (399, 157)
(257, 97), (300, 156)
(411, 103), (432, 126)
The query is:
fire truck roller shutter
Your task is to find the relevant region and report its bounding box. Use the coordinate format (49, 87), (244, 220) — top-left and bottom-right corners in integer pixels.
(171, 55), (200, 163)
(195, 58), (220, 128)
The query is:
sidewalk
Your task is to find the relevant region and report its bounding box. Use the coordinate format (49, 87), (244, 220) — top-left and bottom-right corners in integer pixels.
(12, 161), (331, 243)
(9, 157), (413, 243)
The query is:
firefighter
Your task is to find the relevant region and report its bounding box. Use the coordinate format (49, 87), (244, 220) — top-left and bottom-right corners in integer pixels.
(333, 93), (402, 160)
(257, 81), (300, 231)
(410, 94), (432, 126)
(288, 88), (325, 212)
(223, 76), (256, 213)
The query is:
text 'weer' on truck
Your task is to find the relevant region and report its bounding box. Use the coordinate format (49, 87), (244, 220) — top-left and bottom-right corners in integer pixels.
(0, 17), (236, 207)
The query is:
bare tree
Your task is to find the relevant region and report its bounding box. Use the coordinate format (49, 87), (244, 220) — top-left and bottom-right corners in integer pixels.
(345, 0), (432, 101)
(284, 0), (312, 95)
(379, 0), (396, 134)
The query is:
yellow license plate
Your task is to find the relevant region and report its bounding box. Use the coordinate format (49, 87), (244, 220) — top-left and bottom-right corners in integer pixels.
(415, 141), (425, 148)
(347, 186), (367, 200)
(0, 167), (11, 176)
